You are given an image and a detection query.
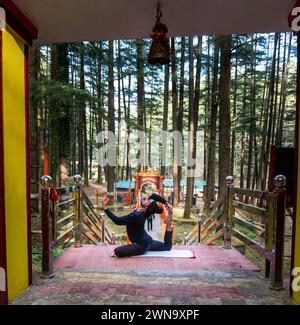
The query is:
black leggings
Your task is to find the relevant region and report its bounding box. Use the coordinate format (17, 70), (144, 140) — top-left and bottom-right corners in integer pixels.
(114, 231), (173, 258)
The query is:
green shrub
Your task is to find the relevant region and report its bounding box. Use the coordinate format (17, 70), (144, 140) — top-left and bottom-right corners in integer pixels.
(236, 225), (257, 240)
(32, 245), (65, 265)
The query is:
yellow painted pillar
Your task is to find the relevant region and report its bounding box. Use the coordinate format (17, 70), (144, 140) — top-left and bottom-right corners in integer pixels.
(0, 3), (37, 304)
(0, 26), (29, 304)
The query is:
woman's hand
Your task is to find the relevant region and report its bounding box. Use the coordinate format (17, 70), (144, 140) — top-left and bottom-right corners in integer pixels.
(102, 194), (109, 210)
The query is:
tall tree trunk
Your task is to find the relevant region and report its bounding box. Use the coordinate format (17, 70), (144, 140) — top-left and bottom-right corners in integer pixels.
(203, 37), (211, 180)
(116, 40), (122, 181)
(136, 40), (145, 171)
(194, 36), (203, 143)
(256, 35), (272, 189)
(252, 38), (259, 189)
(204, 38), (219, 215)
(183, 37), (195, 218)
(276, 33), (292, 147)
(29, 46), (41, 212)
(50, 44), (59, 185)
(247, 36), (257, 189)
(261, 33), (279, 190)
(119, 43), (132, 181)
(120, 46), (131, 181)
(126, 73), (132, 181)
(55, 44), (71, 186)
(192, 36), (202, 202)
(70, 50), (76, 177)
(96, 42), (103, 184)
(271, 34), (282, 145)
(240, 68), (248, 188)
(218, 35), (232, 203)
(79, 45), (89, 187)
(107, 41), (116, 194)
(89, 95), (94, 180)
(240, 132), (245, 188)
(178, 37), (186, 198)
(148, 80), (153, 169)
(231, 56), (238, 176)
(161, 62), (169, 176)
(171, 37), (180, 207)
(259, 36), (272, 131)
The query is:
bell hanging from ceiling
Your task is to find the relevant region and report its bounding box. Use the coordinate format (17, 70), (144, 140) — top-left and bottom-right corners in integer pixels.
(148, 4), (170, 66)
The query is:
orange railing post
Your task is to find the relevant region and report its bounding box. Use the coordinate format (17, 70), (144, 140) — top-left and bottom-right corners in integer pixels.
(44, 145), (49, 175)
(96, 190), (99, 207)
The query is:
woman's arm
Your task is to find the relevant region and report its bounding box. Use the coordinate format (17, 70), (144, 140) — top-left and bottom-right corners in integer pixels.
(148, 193), (167, 205)
(148, 193), (173, 214)
(102, 194), (134, 226)
(104, 209), (134, 226)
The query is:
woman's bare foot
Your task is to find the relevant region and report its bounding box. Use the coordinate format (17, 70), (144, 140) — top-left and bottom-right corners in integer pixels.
(165, 210), (173, 231)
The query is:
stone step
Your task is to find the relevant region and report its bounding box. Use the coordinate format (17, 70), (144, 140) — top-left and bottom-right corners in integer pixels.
(12, 268), (294, 305)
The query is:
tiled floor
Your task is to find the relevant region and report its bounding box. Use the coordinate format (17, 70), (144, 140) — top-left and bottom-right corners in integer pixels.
(12, 244), (294, 305)
(53, 245), (260, 272)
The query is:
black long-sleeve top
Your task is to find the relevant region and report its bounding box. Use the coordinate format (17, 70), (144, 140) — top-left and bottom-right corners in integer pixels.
(104, 193), (168, 245)
(104, 209), (152, 245)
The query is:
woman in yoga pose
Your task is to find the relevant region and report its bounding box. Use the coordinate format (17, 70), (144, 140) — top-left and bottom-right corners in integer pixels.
(102, 193), (173, 257)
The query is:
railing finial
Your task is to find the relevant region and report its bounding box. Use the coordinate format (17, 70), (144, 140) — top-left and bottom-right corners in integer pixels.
(111, 232), (116, 245)
(226, 176), (234, 187)
(41, 175), (53, 188)
(274, 175), (287, 189)
(73, 174), (82, 184)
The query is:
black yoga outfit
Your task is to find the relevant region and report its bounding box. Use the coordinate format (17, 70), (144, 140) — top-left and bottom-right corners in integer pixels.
(104, 193), (172, 257)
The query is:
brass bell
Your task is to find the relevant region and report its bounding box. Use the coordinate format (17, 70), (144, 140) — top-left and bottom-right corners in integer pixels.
(148, 4), (170, 66)
(148, 35), (170, 65)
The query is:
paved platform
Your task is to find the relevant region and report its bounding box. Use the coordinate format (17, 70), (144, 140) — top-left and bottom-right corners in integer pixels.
(11, 245), (294, 305)
(53, 245), (260, 272)
(12, 268), (293, 305)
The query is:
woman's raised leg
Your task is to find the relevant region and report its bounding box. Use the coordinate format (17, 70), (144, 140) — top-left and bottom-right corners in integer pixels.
(149, 230), (173, 251)
(114, 243), (149, 257)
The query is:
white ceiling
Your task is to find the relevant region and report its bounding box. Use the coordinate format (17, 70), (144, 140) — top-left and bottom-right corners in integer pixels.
(13, 0), (295, 44)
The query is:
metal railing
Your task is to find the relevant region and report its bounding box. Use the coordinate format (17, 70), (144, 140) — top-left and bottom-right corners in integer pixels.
(40, 175), (116, 278)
